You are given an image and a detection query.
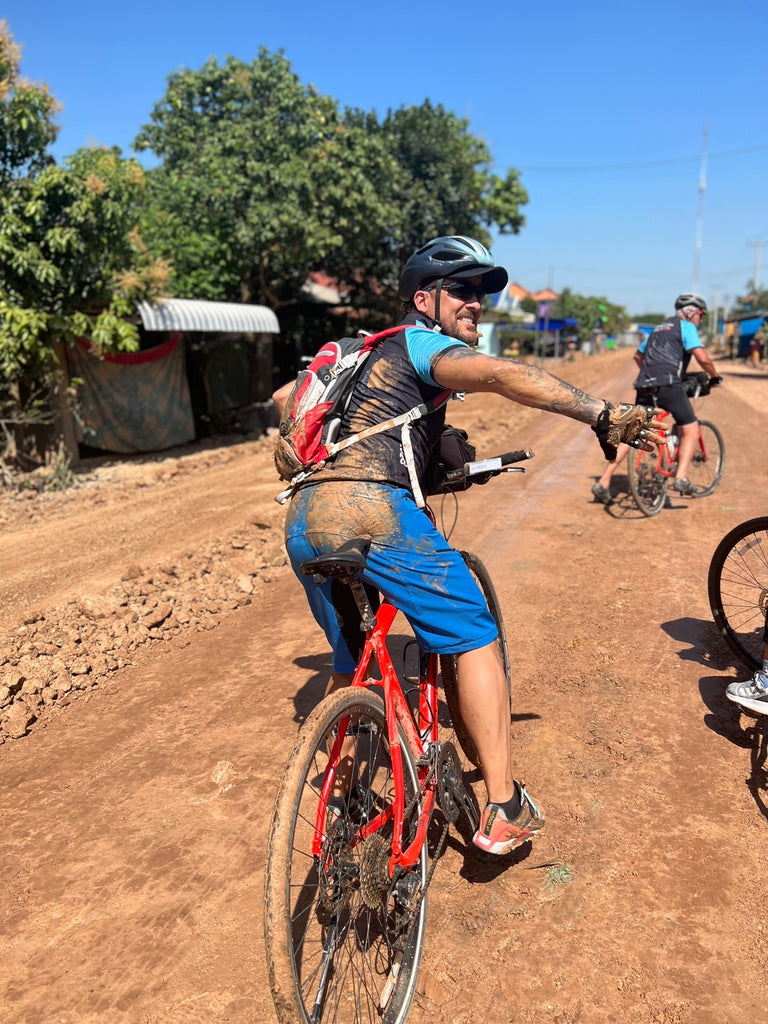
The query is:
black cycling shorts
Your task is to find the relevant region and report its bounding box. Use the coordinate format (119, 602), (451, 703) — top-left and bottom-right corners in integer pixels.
(635, 384), (696, 427)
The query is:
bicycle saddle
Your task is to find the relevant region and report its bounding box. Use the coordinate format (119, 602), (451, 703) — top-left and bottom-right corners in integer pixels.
(301, 538), (371, 578)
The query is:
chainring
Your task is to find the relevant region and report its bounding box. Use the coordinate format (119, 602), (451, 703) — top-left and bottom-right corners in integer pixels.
(438, 741), (479, 830)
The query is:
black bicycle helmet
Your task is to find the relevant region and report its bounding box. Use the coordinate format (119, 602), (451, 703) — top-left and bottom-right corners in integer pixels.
(399, 235), (508, 301)
(674, 292), (707, 313)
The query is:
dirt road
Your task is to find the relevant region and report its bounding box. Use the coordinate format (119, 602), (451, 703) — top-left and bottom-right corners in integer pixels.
(1, 350), (767, 1024)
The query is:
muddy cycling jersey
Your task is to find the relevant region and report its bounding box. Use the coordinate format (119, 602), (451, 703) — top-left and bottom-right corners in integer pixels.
(303, 313), (466, 493)
(634, 315), (703, 388)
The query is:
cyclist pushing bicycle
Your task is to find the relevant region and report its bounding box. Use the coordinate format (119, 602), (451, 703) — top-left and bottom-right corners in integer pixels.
(273, 235), (660, 857)
(592, 292), (722, 506)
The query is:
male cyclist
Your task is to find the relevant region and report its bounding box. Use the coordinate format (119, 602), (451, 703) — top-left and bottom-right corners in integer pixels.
(275, 236), (658, 856)
(591, 292), (721, 505)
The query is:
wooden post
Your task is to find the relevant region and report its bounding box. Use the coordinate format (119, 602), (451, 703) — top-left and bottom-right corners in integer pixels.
(51, 339), (80, 467)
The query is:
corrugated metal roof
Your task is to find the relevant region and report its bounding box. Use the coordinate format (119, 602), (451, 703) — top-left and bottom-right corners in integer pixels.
(137, 298), (279, 334)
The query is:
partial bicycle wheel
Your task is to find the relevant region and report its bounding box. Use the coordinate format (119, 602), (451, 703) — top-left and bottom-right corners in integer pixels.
(688, 419), (725, 497)
(264, 686), (428, 1024)
(627, 445), (667, 517)
(708, 517), (768, 671)
(440, 551), (511, 767)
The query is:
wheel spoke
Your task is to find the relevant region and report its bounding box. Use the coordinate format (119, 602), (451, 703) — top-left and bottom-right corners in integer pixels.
(708, 518), (768, 670)
(265, 687), (428, 1023)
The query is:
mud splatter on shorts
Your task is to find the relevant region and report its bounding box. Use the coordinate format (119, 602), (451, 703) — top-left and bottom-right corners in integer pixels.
(285, 480), (497, 672)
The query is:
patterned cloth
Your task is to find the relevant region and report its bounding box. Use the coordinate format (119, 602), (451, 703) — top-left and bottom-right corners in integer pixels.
(69, 335), (195, 453)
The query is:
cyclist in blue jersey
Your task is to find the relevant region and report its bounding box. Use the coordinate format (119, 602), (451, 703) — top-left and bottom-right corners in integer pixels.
(591, 293), (721, 504)
(275, 236), (659, 856)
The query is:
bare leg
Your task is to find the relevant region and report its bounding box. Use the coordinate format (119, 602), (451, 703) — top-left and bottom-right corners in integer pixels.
(597, 441), (630, 489)
(456, 641), (514, 804)
(675, 421), (700, 481)
(325, 671), (353, 697)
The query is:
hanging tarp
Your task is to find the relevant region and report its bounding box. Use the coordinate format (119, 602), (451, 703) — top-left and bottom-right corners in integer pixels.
(69, 334), (196, 453)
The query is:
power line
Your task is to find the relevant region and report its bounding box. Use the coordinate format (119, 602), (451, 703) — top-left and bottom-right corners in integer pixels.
(518, 143), (768, 173)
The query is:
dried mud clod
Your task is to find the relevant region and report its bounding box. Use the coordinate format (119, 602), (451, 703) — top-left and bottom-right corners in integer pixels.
(0, 522), (287, 742)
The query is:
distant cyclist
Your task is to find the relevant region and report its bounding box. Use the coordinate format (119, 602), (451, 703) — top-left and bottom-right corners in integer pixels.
(591, 292), (721, 505)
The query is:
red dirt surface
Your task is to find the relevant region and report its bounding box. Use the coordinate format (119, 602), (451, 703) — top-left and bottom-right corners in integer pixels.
(1, 349), (767, 1024)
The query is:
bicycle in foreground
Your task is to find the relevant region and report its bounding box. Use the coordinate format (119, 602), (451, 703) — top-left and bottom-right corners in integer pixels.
(708, 516), (768, 672)
(627, 372), (725, 517)
(263, 449), (529, 1024)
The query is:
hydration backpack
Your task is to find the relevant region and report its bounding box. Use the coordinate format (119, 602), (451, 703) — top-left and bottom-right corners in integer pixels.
(274, 326), (450, 504)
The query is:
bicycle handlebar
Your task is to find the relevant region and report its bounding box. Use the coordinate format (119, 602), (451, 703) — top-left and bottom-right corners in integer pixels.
(441, 448), (534, 485)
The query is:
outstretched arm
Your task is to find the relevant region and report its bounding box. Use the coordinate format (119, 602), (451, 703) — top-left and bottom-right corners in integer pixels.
(431, 348), (605, 425)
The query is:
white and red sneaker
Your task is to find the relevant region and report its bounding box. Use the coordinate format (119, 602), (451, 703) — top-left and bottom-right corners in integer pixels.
(473, 781), (545, 855)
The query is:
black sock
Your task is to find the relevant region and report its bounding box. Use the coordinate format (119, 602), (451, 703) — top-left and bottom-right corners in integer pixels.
(498, 788), (521, 820)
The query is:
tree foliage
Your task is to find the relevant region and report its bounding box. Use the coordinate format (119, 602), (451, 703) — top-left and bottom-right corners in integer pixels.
(553, 287), (629, 339)
(732, 281), (768, 315)
(0, 22), (168, 383)
(135, 52), (529, 322)
(0, 20), (58, 184)
(136, 51), (400, 310)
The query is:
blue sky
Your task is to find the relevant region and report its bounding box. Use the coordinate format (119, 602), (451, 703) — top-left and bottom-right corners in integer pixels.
(4, 0), (767, 317)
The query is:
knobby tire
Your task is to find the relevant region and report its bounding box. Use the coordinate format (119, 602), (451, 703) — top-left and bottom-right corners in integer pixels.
(264, 686), (428, 1024)
(627, 446), (667, 517)
(688, 420), (725, 498)
(708, 517), (768, 671)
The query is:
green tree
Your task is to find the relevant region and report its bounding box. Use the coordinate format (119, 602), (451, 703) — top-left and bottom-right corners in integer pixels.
(136, 51), (399, 312)
(0, 20), (58, 184)
(0, 22), (168, 468)
(0, 23), (168, 380)
(554, 288), (628, 339)
(366, 100), (527, 308)
(135, 54), (529, 326)
(732, 281), (768, 315)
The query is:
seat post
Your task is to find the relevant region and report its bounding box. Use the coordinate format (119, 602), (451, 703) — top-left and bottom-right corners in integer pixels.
(349, 577), (377, 631)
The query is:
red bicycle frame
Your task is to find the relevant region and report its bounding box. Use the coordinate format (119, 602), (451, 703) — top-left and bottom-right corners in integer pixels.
(642, 410), (711, 479)
(311, 599), (440, 875)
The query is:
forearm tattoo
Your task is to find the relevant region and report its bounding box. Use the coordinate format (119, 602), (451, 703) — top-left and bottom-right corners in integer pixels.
(435, 349), (604, 423)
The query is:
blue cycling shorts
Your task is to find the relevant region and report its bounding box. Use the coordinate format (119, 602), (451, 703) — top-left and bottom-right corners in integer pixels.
(285, 481), (498, 673)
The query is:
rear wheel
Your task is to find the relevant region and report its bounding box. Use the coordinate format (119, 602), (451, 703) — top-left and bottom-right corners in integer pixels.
(688, 419), (725, 497)
(708, 517), (768, 671)
(440, 551), (511, 767)
(264, 686), (428, 1024)
(627, 445), (667, 517)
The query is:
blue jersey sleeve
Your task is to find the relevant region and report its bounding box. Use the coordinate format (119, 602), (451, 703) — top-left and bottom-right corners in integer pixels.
(404, 325), (468, 385)
(680, 319), (703, 351)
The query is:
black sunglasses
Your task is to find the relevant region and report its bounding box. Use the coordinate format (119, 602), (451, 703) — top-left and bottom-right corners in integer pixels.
(426, 281), (486, 303)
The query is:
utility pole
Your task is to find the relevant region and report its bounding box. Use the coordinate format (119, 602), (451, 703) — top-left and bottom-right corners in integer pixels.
(747, 238), (765, 292)
(711, 284), (723, 350)
(693, 124), (708, 292)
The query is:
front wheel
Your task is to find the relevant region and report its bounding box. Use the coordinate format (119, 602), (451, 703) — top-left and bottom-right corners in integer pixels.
(440, 551), (511, 767)
(688, 419), (725, 497)
(627, 445), (667, 517)
(264, 686), (428, 1024)
(708, 517), (768, 670)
